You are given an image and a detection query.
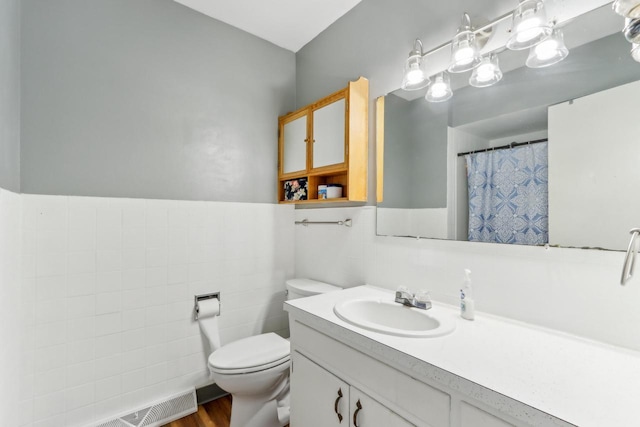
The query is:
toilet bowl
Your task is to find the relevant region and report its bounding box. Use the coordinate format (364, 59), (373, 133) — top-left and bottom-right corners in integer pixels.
(204, 278), (342, 427)
(209, 333), (291, 427)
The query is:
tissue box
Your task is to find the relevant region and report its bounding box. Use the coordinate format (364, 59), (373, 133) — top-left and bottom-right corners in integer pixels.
(284, 178), (308, 201)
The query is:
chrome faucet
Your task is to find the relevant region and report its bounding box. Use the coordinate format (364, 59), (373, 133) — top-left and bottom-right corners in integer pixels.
(395, 287), (432, 310)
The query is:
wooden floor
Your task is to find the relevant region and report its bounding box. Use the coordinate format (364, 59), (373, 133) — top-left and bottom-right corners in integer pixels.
(163, 395), (232, 427)
(163, 395), (289, 427)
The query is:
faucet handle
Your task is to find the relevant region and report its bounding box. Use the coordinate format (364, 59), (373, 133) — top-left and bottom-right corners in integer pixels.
(396, 286), (412, 295)
(415, 290), (431, 302)
(414, 290), (432, 310)
(395, 286), (413, 305)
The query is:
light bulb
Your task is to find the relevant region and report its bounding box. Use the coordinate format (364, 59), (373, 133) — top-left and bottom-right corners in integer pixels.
(507, 0), (552, 50)
(401, 39), (430, 91)
(475, 63), (495, 82)
(430, 82), (448, 97)
(406, 64), (425, 84)
(454, 43), (476, 66)
(448, 13), (480, 73)
(425, 73), (453, 102)
(515, 15), (544, 43)
(469, 54), (503, 88)
(533, 38), (560, 60)
(525, 28), (568, 68)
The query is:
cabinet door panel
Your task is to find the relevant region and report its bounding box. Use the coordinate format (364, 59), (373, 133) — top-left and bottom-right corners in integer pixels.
(313, 98), (346, 169)
(291, 351), (349, 427)
(350, 387), (415, 427)
(283, 114), (308, 174)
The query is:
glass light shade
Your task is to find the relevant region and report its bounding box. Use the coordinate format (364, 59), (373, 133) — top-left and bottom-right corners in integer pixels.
(633, 44), (640, 62)
(425, 73), (453, 102)
(401, 40), (430, 91)
(623, 18), (640, 43)
(507, 0), (552, 50)
(613, 0), (640, 18)
(526, 28), (568, 68)
(448, 13), (481, 73)
(469, 54), (503, 87)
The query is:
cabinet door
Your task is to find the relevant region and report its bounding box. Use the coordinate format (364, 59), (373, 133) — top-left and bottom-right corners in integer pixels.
(350, 387), (415, 427)
(282, 113), (308, 174)
(291, 351), (349, 427)
(312, 98), (346, 169)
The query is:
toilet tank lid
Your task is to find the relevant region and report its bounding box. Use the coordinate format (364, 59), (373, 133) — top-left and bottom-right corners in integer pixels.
(285, 278), (342, 296)
(209, 333), (290, 370)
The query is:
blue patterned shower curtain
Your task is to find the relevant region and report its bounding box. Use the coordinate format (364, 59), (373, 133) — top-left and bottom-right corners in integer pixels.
(466, 142), (548, 245)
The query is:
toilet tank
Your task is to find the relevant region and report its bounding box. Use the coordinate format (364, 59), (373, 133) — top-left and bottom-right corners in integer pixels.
(286, 278), (342, 300)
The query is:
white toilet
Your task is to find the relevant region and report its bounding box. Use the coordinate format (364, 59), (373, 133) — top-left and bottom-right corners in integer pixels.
(206, 278), (342, 427)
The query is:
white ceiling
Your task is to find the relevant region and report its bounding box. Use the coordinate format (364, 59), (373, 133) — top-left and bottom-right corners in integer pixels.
(173, 0), (362, 52)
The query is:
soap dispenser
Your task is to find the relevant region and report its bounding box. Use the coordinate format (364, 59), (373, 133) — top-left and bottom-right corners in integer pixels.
(460, 269), (475, 320)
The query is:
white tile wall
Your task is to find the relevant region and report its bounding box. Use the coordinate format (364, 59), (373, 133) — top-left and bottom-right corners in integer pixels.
(19, 194), (294, 427)
(0, 188), (22, 427)
(11, 193), (640, 426)
(295, 206), (640, 353)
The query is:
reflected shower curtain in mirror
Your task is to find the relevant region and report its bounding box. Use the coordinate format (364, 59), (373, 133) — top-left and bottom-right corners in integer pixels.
(465, 142), (548, 245)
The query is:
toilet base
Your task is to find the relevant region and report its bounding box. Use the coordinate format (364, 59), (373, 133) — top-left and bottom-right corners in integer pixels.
(214, 363), (290, 427)
(228, 373), (290, 427)
(230, 395), (282, 427)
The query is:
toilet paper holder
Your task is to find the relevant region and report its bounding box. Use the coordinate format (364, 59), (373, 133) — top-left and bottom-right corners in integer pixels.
(194, 292), (221, 320)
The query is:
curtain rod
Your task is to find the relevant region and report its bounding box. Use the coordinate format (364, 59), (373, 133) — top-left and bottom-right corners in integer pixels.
(457, 138), (548, 157)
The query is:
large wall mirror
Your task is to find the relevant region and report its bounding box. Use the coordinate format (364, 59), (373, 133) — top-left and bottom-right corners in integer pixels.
(377, 4), (640, 251)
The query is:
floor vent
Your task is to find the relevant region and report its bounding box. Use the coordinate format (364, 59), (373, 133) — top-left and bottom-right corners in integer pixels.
(95, 388), (197, 427)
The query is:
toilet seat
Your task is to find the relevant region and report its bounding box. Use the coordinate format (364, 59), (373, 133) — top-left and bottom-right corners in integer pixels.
(210, 355), (290, 375)
(209, 333), (290, 375)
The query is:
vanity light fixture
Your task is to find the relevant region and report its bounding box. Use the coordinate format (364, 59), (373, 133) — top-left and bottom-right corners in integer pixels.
(448, 13), (481, 73)
(469, 54), (503, 87)
(525, 27), (569, 68)
(425, 72), (453, 102)
(623, 18), (640, 43)
(401, 39), (430, 91)
(613, 0), (640, 18)
(632, 43), (640, 62)
(506, 0), (552, 50)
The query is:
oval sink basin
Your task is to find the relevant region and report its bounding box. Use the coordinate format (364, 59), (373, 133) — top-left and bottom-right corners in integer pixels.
(334, 298), (456, 338)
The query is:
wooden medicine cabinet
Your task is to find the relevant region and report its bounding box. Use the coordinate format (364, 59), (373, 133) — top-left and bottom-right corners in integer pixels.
(278, 77), (369, 204)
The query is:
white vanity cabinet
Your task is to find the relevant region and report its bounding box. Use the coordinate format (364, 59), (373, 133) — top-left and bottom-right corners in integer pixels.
(289, 321), (451, 427)
(286, 285), (636, 427)
(288, 316), (560, 427)
(291, 350), (414, 427)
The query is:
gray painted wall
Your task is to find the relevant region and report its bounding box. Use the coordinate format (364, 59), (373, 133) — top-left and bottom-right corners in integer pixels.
(0, 0), (21, 192)
(21, 0), (295, 202)
(381, 94), (447, 209)
(380, 94), (411, 208)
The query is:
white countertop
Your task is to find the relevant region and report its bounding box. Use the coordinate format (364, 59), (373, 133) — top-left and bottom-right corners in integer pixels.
(284, 285), (640, 427)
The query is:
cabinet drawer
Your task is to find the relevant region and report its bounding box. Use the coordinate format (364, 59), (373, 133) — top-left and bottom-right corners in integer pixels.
(291, 320), (450, 427)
